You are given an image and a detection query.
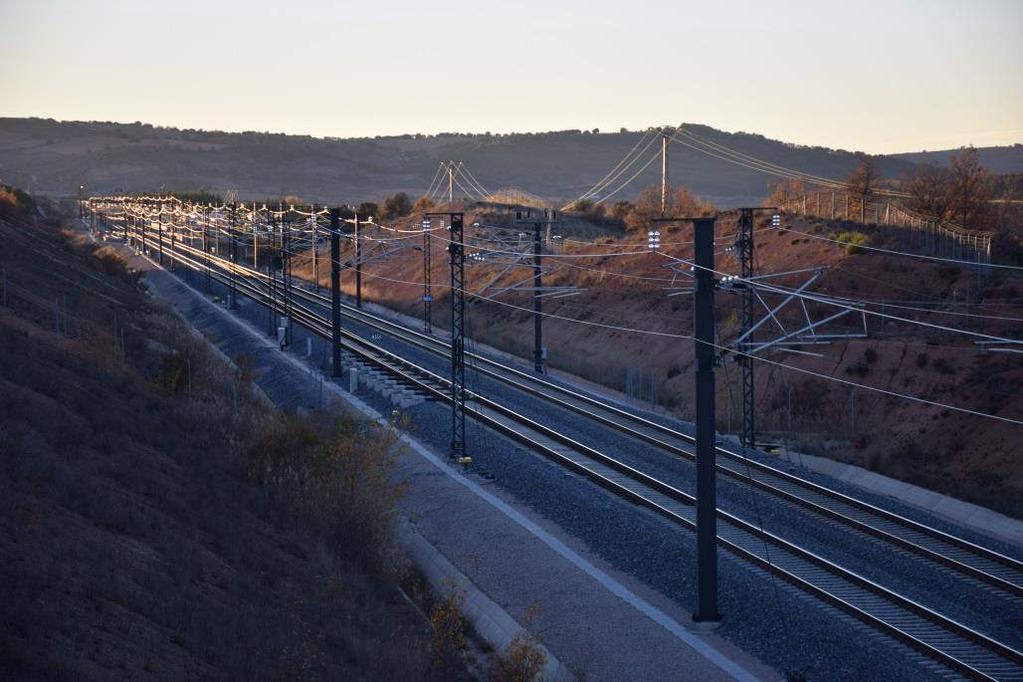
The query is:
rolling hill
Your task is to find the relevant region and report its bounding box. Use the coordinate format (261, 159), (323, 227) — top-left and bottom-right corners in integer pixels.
(894, 145), (1023, 174)
(0, 117), (933, 207)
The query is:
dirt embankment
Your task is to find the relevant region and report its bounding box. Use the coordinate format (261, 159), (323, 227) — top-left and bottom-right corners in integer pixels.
(294, 203), (1023, 519)
(0, 202), (458, 679)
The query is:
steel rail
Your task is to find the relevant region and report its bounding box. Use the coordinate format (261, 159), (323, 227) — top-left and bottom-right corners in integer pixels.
(132, 227), (1023, 680)
(166, 233), (1023, 598)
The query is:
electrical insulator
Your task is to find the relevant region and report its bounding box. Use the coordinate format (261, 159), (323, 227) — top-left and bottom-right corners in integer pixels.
(647, 229), (661, 251)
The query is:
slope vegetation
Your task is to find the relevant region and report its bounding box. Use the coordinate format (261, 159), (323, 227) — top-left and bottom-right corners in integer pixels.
(0, 196), (445, 679)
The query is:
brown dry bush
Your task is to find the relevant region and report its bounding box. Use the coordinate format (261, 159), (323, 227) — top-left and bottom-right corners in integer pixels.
(429, 586), (469, 674)
(489, 606), (547, 682)
(246, 413), (408, 568)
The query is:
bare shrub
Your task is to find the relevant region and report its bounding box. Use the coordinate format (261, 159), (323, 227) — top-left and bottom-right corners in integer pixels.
(490, 606), (547, 682)
(429, 586), (468, 674)
(246, 413), (407, 566)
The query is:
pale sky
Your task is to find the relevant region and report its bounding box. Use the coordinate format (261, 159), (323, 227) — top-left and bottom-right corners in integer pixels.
(1, 0), (1020, 154)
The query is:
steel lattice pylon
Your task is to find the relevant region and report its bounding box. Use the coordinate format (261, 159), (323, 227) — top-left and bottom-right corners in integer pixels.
(736, 208), (756, 449)
(281, 210), (294, 347)
(423, 220), (433, 334)
(448, 213), (467, 461)
(268, 211), (278, 337)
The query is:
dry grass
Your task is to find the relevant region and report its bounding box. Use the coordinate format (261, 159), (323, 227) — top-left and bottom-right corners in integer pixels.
(489, 607), (547, 682)
(0, 205), (452, 679)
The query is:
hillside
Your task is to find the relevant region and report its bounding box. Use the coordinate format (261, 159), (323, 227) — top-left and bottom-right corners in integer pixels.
(0, 117), (924, 207)
(0, 195), (451, 679)
(894, 145), (1023, 174)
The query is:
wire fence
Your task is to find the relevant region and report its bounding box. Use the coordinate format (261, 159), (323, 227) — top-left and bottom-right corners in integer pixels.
(776, 190), (994, 268)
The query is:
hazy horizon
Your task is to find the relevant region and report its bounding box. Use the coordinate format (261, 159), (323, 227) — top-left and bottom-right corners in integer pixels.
(5, 114), (1023, 157)
(1, 0), (1021, 154)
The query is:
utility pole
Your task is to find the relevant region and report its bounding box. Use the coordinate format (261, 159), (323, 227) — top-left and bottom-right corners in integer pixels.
(732, 208), (780, 449)
(427, 212), (467, 462)
(448, 162), (455, 204)
(203, 206), (211, 293)
(268, 212), (278, 335)
(655, 214), (720, 625)
(169, 209), (177, 271)
(449, 212), (466, 462)
(660, 129), (669, 216)
(158, 204), (165, 266)
(422, 215), (433, 334)
(516, 209), (558, 373)
(354, 213), (363, 309)
(229, 203), (238, 309)
(252, 203), (259, 270)
(735, 208), (755, 449)
(310, 206), (318, 291)
(281, 206), (293, 346)
(533, 216), (545, 373)
(330, 208), (342, 377)
(692, 215), (719, 624)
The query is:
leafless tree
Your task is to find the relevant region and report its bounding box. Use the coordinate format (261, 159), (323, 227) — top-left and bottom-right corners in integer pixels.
(847, 155), (879, 198)
(624, 185), (714, 232)
(904, 164), (954, 220)
(767, 179), (807, 207)
(948, 147), (994, 229)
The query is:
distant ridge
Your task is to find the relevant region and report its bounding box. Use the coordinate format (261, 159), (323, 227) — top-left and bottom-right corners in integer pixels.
(0, 117), (1009, 206)
(892, 145), (1023, 175)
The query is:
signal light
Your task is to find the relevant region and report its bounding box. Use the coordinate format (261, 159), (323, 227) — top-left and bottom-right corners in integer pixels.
(772, 214), (781, 227)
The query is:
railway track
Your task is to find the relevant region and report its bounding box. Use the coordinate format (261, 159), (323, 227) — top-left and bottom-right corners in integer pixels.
(132, 230), (1023, 680)
(270, 261), (1023, 601)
